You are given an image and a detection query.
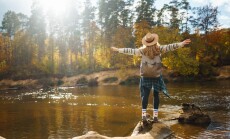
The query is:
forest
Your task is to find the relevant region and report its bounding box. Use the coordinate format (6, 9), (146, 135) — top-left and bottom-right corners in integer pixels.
(0, 0), (229, 80)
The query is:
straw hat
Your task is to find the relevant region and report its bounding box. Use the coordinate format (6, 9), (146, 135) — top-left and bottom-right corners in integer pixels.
(142, 33), (159, 46)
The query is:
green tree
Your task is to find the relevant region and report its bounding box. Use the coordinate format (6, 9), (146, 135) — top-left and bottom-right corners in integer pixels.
(28, 1), (46, 63)
(1, 11), (28, 67)
(82, 0), (98, 70)
(119, 0), (134, 27)
(65, 1), (82, 74)
(156, 4), (168, 27)
(168, 0), (180, 29)
(1, 11), (20, 37)
(178, 0), (191, 33)
(135, 0), (156, 26)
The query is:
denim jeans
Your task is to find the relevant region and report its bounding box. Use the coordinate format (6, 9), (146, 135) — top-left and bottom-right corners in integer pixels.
(140, 77), (160, 109)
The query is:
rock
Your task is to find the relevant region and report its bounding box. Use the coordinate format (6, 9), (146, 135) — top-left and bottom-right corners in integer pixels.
(72, 131), (109, 139)
(0, 136), (6, 139)
(131, 114), (173, 138)
(73, 104), (212, 139)
(178, 103), (211, 125)
(72, 114), (174, 139)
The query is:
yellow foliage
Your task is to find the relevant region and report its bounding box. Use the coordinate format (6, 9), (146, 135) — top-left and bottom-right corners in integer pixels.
(133, 20), (151, 47)
(0, 60), (8, 72)
(94, 47), (111, 68)
(162, 48), (199, 75)
(152, 26), (182, 44)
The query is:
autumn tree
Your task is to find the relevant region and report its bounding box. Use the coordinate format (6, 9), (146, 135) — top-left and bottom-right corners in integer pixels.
(205, 29), (230, 66)
(0, 35), (9, 72)
(153, 26), (199, 75)
(1, 11), (29, 68)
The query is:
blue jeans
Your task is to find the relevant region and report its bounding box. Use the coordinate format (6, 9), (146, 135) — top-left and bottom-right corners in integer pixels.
(140, 77), (160, 109)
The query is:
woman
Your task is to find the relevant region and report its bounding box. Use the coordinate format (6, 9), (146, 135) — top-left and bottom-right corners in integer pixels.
(111, 32), (191, 123)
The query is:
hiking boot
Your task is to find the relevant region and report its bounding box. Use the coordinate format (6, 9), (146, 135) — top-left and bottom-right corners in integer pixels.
(142, 119), (148, 127)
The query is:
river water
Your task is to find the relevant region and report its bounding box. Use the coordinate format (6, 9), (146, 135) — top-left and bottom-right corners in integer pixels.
(0, 80), (229, 139)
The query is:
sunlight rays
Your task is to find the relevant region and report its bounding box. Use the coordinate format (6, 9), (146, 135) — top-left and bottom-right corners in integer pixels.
(39, 0), (70, 16)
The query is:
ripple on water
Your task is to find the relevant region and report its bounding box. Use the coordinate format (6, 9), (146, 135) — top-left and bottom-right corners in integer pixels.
(196, 130), (230, 139)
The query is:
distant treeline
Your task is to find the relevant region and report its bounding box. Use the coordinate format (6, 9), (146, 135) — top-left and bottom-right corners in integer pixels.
(0, 0), (229, 80)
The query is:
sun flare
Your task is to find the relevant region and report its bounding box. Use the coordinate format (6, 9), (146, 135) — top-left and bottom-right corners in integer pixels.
(39, 0), (69, 16)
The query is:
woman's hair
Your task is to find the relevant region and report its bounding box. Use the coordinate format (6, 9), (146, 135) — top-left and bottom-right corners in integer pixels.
(141, 43), (160, 59)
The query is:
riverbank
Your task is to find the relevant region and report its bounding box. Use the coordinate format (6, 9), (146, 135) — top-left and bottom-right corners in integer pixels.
(0, 66), (229, 90)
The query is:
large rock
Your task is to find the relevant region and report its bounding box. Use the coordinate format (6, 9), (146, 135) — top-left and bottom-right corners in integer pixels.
(73, 104), (211, 139)
(178, 103), (211, 125)
(72, 114), (174, 139)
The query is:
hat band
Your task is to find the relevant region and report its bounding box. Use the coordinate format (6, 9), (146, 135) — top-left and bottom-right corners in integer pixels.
(146, 38), (154, 43)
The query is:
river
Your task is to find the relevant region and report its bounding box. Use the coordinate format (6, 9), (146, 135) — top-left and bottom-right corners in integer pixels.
(0, 80), (229, 139)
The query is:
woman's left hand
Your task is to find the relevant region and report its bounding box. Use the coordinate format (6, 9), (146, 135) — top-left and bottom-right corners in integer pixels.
(182, 39), (191, 45)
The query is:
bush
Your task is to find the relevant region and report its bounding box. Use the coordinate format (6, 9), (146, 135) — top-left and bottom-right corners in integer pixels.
(76, 77), (88, 85)
(57, 79), (64, 86)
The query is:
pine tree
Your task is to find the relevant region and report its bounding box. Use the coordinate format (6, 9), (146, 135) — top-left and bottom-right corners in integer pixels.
(135, 0), (156, 26)
(119, 0), (134, 27)
(168, 0), (180, 29)
(156, 4), (168, 27)
(178, 0), (191, 33)
(28, 1), (46, 62)
(1, 11), (20, 37)
(82, 0), (98, 70)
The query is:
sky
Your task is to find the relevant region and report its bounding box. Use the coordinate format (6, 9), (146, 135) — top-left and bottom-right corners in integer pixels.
(0, 0), (229, 28)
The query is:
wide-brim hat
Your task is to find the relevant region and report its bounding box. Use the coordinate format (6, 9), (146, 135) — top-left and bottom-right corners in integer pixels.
(142, 33), (159, 46)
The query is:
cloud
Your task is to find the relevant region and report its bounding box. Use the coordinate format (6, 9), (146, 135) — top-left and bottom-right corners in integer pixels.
(190, 0), (229, 7)
(219, 15), (230, 20)
(218, 15), (230, 27)
(210, 0), (229, 7)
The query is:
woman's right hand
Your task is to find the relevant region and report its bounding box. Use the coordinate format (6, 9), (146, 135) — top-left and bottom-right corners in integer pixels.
(111, 47), (119, 52)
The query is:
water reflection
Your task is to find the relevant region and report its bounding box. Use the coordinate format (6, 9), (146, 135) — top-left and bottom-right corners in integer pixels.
(0, 81), (229, 139)
(0, 87), (78, 104)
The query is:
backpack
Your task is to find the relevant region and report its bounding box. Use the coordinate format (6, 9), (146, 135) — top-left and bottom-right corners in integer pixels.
(139, 49), (162, 77)
(140, 62), (162, 77)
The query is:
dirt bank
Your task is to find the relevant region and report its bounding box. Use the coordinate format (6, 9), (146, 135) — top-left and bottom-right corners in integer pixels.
(0, 66), (229, 90)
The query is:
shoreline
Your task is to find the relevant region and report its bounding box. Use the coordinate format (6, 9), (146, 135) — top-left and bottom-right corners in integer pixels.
(0, 66), (229, 90)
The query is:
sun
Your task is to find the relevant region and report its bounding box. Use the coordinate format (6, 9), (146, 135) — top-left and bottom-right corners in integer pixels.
(39, 0), (69, 16)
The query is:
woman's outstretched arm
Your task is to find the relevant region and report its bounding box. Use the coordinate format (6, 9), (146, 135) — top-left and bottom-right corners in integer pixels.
(159, 39), (191, 53)
(111, 47), (142, 56)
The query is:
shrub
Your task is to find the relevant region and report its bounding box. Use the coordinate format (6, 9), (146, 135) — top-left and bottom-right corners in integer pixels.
(76, 77), (88, 85)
